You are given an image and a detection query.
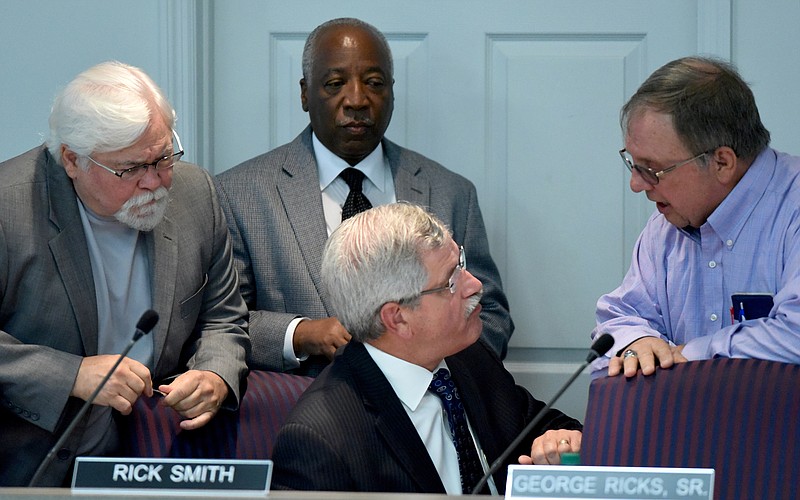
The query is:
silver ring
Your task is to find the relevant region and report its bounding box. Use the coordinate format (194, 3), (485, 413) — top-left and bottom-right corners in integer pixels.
(558, 439), (570, 446)
(622, 349), (638, 360)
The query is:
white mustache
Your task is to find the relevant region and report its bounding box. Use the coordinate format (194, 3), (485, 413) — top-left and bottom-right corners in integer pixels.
(114, 186), (169, 231)
(464, 289), (483, 319)
(124, 186), (168, 213)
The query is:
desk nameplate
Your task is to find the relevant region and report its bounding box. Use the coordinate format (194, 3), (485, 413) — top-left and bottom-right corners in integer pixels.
(72, 457), (272, 496)
(506, 465), (714, 499)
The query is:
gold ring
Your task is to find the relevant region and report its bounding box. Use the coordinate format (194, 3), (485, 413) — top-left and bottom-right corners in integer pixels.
(622, 349), (638, 360)
(558, 439), (570, 446)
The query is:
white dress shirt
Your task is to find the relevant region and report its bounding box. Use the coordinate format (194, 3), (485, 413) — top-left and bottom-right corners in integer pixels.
(364, 343), (495, 495)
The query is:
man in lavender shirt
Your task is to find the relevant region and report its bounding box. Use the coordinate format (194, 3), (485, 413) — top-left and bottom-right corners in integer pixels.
(591, 56), (800, 378)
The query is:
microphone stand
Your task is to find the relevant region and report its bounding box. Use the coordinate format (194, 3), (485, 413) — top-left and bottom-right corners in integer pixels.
(471, 333), (614, 495)
(28, 312), (157, 487)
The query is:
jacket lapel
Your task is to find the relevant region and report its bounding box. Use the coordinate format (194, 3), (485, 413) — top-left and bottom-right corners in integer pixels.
(45, 150), (99, 355)
(276, 128), (333, 313)
(385, 139), (430, 207)
(147, 210), (177, 375)
(346, 343), (447, 493)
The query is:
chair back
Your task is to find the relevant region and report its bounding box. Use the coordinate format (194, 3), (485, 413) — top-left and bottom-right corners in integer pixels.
(119, 370), (313, 459)
(581, 358), (800, 499)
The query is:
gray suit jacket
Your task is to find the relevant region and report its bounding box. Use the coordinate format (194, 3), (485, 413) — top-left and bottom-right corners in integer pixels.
(0, 146), (250, 486)
(215, 127), (513, 373)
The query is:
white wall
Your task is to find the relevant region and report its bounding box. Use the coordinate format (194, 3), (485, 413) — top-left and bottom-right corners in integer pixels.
(732, 1), (800, 155)
(0, 0), (200, 163)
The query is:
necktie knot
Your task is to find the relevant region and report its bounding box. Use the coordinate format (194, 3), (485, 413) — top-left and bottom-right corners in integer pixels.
(339, 168), (373, 221)
(340, 168), (366, 191)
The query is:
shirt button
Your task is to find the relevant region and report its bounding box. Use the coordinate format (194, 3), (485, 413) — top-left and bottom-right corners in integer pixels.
(710, 313), (718, 321)
(726, 239), (734, 247)
(708, 261), (717, 268)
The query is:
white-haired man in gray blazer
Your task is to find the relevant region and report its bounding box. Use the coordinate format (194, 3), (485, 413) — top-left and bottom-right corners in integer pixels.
(0, 61), (250, 486)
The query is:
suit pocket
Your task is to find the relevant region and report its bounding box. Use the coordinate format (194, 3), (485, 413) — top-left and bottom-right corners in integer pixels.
(180, 273), (208, 319)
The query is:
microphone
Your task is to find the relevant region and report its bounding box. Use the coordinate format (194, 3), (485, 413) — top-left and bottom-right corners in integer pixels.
(28, 310), (159, 487)
(470, 333), (614, 495)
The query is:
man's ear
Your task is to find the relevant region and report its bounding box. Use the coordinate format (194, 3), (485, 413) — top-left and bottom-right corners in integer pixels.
(710, 146), (739, 184)
(300, 78), (309, 112)
(61, 146), (81, 180)
(379, 301), (413, 340)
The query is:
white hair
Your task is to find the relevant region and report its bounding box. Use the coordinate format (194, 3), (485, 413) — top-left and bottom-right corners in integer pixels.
(47, 61), (175, 164)
(321, 203), (450, 341)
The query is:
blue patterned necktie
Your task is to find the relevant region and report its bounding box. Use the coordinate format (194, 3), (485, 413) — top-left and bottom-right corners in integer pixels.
(428, 368), (485, 494)
(339, 168), (373, 221)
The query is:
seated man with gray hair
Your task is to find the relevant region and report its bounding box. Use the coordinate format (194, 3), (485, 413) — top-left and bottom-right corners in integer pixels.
(271, 203), (581, 494)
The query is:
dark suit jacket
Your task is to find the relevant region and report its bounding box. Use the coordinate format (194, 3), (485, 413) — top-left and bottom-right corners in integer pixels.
(0, 146), (250, 486)
(215, 127), (513, 373)
(271, 340), (581, 493)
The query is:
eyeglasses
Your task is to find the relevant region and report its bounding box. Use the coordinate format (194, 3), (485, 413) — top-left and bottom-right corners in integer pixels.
(419, 246), (466, 296)
(86, 130), (184, 181)
(619, 148), (715, 186)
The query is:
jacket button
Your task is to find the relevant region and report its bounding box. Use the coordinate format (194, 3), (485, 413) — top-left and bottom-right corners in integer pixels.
(57, 449), (72, 461)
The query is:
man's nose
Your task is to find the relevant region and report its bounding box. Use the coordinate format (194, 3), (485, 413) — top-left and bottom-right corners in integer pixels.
(137, 164), (166, 190)
(629, 168), (653, 193)
(343, 81), (368, 108)
(461, 269), (483, 297)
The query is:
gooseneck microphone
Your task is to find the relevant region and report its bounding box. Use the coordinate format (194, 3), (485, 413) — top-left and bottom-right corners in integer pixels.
(28, 310), (159, 487)
(470, 333), (615, 495)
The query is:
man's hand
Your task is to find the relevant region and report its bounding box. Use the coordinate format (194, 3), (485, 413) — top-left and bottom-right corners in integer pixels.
(157, 370), (228, 430)
(71, 355), (153, 415)
(293, 317), (352, 360)
(608, 337), (688, 377)
(521, 429), (582, 465)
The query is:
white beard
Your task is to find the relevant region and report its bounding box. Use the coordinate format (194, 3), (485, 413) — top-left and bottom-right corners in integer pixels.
(114, 186), (169, 231)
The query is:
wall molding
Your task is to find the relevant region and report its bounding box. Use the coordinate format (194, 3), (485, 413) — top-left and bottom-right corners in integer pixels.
(161, 0), (212, 169)
(697, 0), (732, 58)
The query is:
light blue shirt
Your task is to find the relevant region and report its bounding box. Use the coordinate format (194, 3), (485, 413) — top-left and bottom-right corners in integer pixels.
(592, 148), (800, 376)
(75, 200), (153, 457)
(314, 132), (396, 236)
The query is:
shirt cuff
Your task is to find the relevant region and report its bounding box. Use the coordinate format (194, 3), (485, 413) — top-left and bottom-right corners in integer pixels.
(283, 317), (310, 368)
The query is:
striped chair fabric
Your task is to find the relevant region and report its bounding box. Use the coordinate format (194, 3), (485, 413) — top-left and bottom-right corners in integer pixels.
(581, 358), (800, 500)
(119, 370), (313, 459)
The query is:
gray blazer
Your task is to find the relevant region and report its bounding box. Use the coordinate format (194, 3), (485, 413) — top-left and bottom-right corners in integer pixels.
(0, 146), (250, 486)
(215, 127), (513, 373)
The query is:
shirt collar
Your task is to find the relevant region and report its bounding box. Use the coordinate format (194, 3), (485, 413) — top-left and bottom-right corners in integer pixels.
(364, 343), (447, 412)
(704, 148), (776, 244)
(313, 132), (387, 191)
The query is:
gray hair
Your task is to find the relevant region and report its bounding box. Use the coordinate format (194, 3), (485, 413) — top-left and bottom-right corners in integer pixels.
(302, 17), (394, 81)
(47, 61), (176, 165)
(621, 56), (770, 162)
(321, 203), (449, 342)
